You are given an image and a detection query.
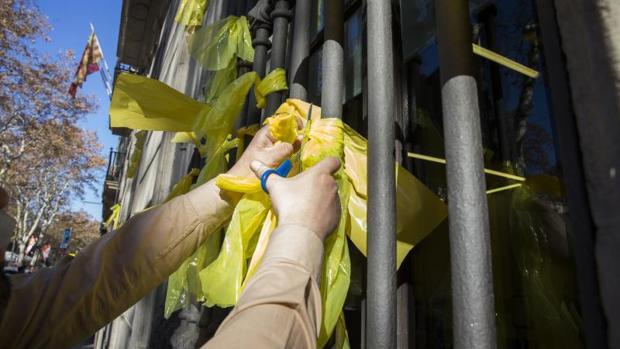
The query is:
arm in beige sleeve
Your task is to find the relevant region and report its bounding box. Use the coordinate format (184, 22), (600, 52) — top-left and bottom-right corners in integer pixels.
(203, 224), (324, 349)
(0, 180), (235, 349)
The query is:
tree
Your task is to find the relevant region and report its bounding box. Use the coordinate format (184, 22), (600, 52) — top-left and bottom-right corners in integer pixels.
(0, 0), (104, 265)
(3, 120), (105, 264)
(46, 210), (100, 253)
(0, 0), (96, 177)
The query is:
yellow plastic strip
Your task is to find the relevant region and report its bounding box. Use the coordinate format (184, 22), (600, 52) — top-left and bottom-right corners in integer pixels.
(486, 183), (522, 195)
(472, 43), (539, 79)
(407, 152), (526, 182)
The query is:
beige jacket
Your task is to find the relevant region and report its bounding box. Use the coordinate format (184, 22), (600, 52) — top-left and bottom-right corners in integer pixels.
(0, 180), (324, 348)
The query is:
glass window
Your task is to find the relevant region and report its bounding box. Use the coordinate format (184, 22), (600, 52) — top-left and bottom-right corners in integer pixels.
(344, 7), (363, 100)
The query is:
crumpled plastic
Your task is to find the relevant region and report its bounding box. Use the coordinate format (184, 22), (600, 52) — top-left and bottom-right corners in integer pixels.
(104, 204), (121, 231)
(254, 68), (288, 109)
(110, 69), (288, 318)
(163, 168), (208, 318)
(204, 60), (238, 104)
(209, 99), (447, 347)
(506, 185), (582, 347)
(126, 131), (147, 179)
(188, 16), (254, 71)
(175, 0), (208, 30)
(110, 73), (204, 132)
(110, 70), (287, 136)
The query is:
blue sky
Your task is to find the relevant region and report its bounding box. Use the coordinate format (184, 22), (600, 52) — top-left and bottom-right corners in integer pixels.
(35, 0), (122, 221)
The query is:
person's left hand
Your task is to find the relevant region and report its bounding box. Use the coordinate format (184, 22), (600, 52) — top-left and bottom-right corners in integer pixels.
(227, 125), (301, 179)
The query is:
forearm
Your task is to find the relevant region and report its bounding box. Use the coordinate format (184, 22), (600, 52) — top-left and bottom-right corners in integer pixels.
(204, 225), (324, 349)
(0, 180), (234, 349)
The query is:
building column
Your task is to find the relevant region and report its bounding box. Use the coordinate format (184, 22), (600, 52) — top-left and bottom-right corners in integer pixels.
(435, 0), (497, 348)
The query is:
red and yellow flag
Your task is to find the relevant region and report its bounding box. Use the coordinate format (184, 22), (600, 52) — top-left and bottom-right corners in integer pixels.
(68, 33), (103, 97)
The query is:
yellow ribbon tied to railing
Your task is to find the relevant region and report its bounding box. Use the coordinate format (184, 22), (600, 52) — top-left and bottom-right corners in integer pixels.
(126, 130), (147, 179)
(210, 99), (448, 347)
(104, 204), (122, 231)
(175, 0), (209, 30)
(188, 16), (254, 70)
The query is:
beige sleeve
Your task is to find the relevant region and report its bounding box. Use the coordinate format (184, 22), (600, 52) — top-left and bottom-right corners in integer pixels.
(203, 224), (324, 349)
(0, 180), (234, 349)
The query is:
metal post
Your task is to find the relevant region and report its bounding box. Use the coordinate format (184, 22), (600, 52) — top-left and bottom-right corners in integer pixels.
(321, 0), (344, 118)
(289, 0), (311, 100)
(366, 0), (397, 348)
(435, 0), (497, 348)
(265, 0), (292, 118)
(246, 26), (271, 125)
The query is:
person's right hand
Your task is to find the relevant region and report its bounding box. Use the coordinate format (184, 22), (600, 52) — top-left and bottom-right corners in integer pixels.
(250, 157), (341, 241)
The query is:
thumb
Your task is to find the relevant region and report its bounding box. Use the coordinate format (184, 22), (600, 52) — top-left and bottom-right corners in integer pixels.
(250, 160), (282, 192)
(250, 160), (271, 178)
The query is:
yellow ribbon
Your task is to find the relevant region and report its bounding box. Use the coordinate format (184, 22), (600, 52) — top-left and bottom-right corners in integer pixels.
(473, 43), (539, 78)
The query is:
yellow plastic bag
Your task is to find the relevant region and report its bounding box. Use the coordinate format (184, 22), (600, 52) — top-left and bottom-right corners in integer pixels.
(110, 70), (288, 136)
(255, 68), (288, 109)
(110, 73), (205, 132)
(343, 125), (448, 268)
(126, 130), (147, 179)
(104, 204), (121, 231)
(188, 16), (254, 71)
(199, 192), (271, 307)
(175, 0), (208, 29)
(204, 60), (238, 104)
(163, 168), (204, 317)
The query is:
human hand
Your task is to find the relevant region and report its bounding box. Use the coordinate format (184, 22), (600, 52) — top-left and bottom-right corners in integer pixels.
(250, 157), (341, 241)
(227, 126), (301, 179)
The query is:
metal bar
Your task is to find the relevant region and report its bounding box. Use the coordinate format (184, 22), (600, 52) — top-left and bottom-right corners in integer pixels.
(289, 0), (311, 100)
(246, 25), (271, 125)
(435, 0), (497, 348)
(366, 0), (397, 347)
(321, 0), (344, 119)
(264, 0), (292, 118)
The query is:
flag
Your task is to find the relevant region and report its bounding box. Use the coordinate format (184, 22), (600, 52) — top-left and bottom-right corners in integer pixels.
(68, 33), (103, 97)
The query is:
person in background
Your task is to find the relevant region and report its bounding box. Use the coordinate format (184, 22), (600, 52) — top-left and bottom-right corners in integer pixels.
(0, 125), (340, 349)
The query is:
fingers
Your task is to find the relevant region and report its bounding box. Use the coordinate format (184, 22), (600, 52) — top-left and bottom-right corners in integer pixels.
(309, 157), (341, 175)
(271, 142), (294, 165)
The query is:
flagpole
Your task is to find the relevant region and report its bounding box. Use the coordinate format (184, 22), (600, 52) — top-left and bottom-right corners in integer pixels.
(89, 23), (113, 100)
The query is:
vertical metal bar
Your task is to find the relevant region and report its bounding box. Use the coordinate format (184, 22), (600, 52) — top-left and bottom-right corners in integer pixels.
(366, 0), (397, 348)
(435, 0), (497, 348)
(289, 0), (311, 100)
(321, 0), (344, 119)
(265, 0), (292, 118)
(246, 25), (271, 125)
